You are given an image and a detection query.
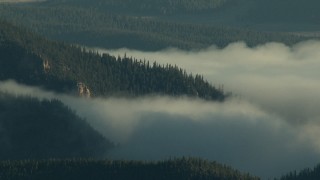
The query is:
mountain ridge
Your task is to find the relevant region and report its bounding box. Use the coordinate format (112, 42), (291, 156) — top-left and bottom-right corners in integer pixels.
(0, 2), (311, 51)
(0, 20), (225, 100)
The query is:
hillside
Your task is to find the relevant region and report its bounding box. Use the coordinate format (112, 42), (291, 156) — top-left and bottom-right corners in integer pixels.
(0, 3), (309, 51)
(40, 0), (320, 23)
(44, 0), (229, 15)
(2, 0), (319, 36)
(0, 92), (114, 160)
(241, 0), (320, 24)
(0, 20), (225, 100)
(0, 158), (259, 180)
(157, 0), (320, 31)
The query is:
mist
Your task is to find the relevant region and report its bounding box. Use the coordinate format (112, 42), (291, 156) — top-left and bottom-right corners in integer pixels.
(102, 41), (320, 125)
(2, 40), (320, 178)
(1, 79), (320, 179)
(96, 40), (320, 178)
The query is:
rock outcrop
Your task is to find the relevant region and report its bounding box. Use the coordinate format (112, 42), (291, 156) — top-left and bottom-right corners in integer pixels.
(43, 59), (50, 73)
(77, 82), (91, 98)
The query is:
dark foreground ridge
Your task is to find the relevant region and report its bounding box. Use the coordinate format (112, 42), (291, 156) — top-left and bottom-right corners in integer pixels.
(0, 157), (259, 180)
(0, 92), (114, 160)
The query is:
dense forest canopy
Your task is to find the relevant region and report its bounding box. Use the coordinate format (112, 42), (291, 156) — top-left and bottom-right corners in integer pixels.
(0, 2), (311, 51)
(242, 0), (320, 24)
(278, 163), (320, 180)
(0, 92), (114, 160)
(42, 0), (320, 22)
(0, 20), (225, 100)
(44, 0), (229, 14)
(0, 158), (259, 180)
(2, 0), (320, 31)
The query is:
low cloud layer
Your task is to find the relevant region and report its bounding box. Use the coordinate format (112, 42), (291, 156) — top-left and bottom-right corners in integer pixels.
(1, 80), (320, 179)
(99, 41), (320, 177)
(103, 41), (320, 125)
(2, 41), (320, 178)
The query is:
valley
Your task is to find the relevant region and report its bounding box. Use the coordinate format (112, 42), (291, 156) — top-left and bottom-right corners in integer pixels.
(1, 0), (320, 179)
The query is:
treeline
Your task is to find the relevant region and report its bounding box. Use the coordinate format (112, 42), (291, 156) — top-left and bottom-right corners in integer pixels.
(0, 20), (225, 100)
(0, 157), (259, 180)
(278, 164), (320, 180)
(0, 4), (309, 51)
(0, 92), (114, 160)
(45, 0), (228, 14)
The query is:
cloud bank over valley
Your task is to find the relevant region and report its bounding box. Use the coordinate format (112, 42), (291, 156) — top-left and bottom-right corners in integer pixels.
(104, 41), (320, 126)
(2, 41), (320, 178)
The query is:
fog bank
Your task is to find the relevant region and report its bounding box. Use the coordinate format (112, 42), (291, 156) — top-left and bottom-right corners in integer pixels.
(1, 80), (320, 178)
(2, 40), (320, 178)
(102, 41), (320, 125)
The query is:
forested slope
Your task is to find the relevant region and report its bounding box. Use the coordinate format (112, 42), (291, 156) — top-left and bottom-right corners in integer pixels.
(45, 0), (229, 15)
(0, 158), (259, 180)
(278, 164), (320, 180)
(240, 0), (320, 24)
(0, 3), (309, 51)
(0, 20), (225, 100)
(0, 92), (114, 160)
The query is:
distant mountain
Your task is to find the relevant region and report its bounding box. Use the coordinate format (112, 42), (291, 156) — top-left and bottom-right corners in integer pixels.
(240, 0), (320, 24)
(42, 0), (320, 23)
(0, 157), (259, 180)
(25, 0), (320, 31)
(194, 0), (320, 31)
(0, 2), (309, 51)
(0, 92), (114, 160)
(0, 20), (225, 100)
(44, 0), (229, 15)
